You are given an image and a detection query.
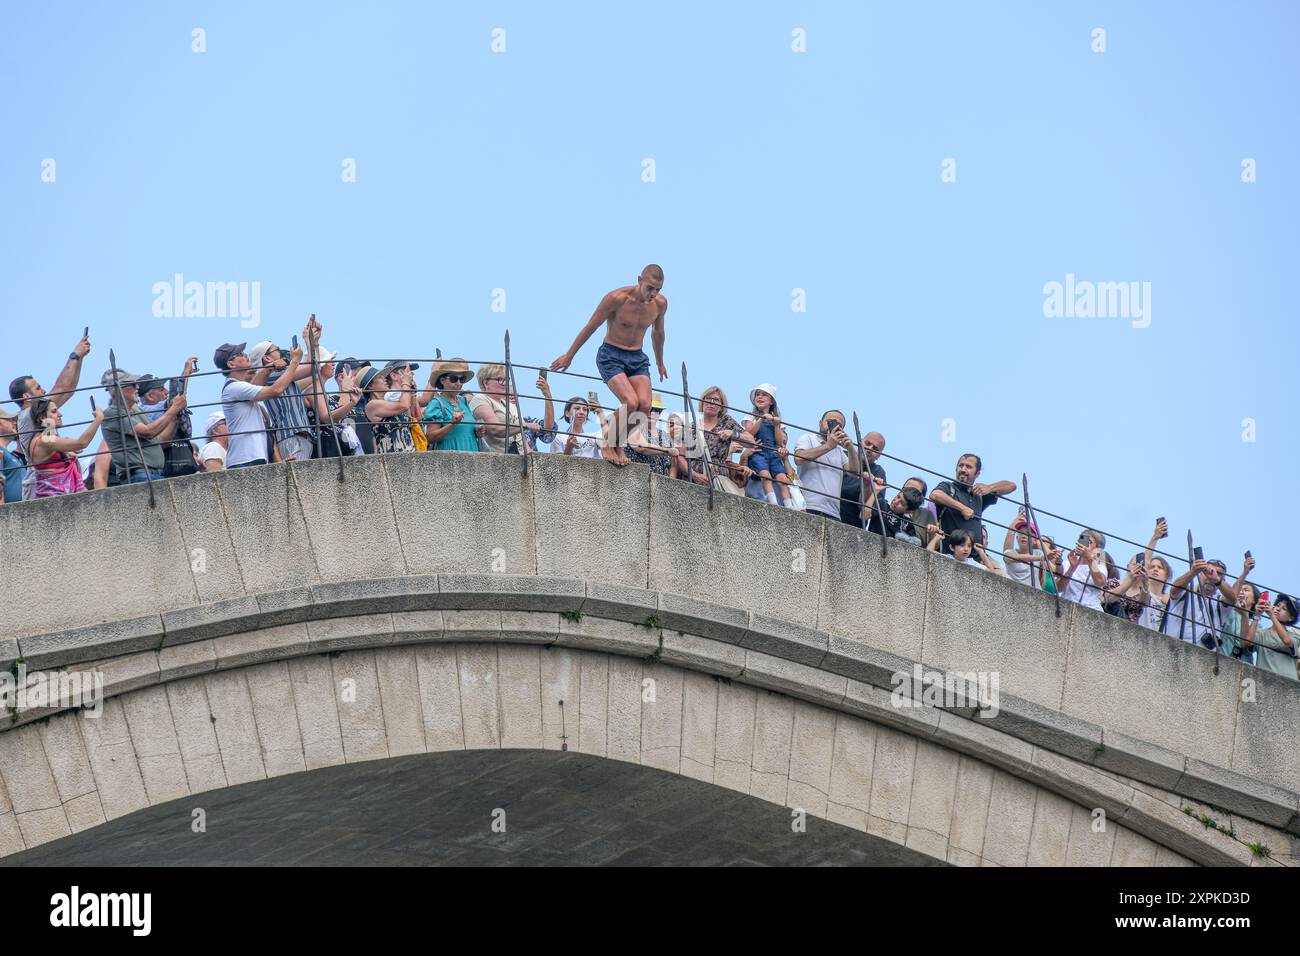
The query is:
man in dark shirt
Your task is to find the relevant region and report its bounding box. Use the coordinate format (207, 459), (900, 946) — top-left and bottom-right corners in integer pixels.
(840, 431), (887, 525)
(930, 453), (1017, 551)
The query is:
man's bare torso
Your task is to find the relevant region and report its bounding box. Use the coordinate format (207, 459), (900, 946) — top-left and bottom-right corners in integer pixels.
(603, 286), (665, 351)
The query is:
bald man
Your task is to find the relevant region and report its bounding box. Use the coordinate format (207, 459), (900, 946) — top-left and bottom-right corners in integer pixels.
(552, 265), (667, 466)
(840, 431), (888, 525)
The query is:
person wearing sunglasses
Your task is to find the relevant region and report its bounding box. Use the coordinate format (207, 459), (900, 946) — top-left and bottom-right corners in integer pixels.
(422, 358), (479, 451)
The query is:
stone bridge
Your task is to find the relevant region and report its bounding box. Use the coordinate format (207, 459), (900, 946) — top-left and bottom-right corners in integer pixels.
(0, 453), (1295, 866)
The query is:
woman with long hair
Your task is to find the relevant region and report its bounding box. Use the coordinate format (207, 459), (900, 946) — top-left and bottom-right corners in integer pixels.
(28, 397), (103, 497)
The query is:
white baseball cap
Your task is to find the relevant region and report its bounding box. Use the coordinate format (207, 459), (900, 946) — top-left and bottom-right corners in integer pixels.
(247, 341), (277, 368)
(205, 411), (226, 436)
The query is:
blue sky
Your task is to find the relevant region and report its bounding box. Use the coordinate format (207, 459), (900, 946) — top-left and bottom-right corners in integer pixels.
(3, 1), (1296, 591)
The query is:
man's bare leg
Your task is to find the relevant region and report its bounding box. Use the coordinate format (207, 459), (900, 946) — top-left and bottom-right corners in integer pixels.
(629, 375), (653, 446)
(603, 373), (638, 466)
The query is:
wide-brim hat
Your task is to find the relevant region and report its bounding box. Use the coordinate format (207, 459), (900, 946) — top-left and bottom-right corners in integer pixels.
(354, 365), (380, 392)
(429, 358), (474, 388)
(749, 382), (778, 406)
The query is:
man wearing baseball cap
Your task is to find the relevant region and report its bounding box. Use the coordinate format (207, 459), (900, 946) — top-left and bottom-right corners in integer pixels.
(199, 411), (229, 472)
(214, 330), (304, 469)
(248, 340), (316, 461)
(100, 363), (192, 485)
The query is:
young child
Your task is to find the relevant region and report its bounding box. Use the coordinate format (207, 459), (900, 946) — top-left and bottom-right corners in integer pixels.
(927, 527), (1000, 573)
(743, 383), (794, 507)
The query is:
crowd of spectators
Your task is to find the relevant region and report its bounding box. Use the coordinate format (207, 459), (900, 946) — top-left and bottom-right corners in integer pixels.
(3, 325), (1295, 681)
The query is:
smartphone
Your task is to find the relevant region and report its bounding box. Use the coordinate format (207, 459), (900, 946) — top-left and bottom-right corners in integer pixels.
(83, 326), (89, 339)
(1193, 546), (1204, 561)
(539, 368), (548, 382)
(1245, 550), (1252, 560)
(1156, 517), (1167, 538)
(587, 390), (599, 407)
(291, 335), (299, 351)
(1259, 590), (1270, 604)
(89, 396), (96, 412)
(1136, 553), (1145, 567)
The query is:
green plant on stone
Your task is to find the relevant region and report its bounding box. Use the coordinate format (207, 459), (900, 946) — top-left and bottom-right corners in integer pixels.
(1247, 842), (1271, 858)
(559, 609), (585, 624)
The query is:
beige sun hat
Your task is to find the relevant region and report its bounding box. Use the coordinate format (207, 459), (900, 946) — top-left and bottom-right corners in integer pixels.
(429, 358), (475, 389)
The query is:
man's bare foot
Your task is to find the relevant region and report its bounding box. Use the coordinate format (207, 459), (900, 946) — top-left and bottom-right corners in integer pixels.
(601, 445), (622, 465)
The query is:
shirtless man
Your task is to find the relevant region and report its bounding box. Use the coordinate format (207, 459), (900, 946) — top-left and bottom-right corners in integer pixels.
(551, 265), (667, 466)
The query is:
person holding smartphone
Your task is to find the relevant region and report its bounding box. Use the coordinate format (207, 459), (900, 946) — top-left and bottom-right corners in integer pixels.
(551, 395), (604, 459)
(1162, 544), (1235, 647)
(792, 409), (861, 520)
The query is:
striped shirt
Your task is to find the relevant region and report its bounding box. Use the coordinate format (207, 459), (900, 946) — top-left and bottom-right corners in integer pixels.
(264, 369), (313, 446)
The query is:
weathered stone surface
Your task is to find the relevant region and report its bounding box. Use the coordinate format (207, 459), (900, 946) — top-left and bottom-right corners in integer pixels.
(0, 481), (198, 638)
(923, 555), (1072, 712)
(818, 523), (928, 661)
(121, 685), (189, 804)
(310, 576), (440, 619)
(291, 457), (405, 583)
(497, 645), (544, 749)
(385, 451), (536, 576)
(742, 613), (828, 667)
(161, 596), (260, 647)
(437, 574), (584, 613)
(215, 464), (321, 590)
(530, 454), (650, 588)
(244, 661), (308, 776)
(21, 615), (163, 669)
(649, 474), (824, 626)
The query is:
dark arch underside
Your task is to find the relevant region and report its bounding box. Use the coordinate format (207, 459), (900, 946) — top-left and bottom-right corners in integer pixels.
(6, 749), (945, 866)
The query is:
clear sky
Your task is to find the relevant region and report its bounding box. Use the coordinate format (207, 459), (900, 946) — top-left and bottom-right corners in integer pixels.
(3, 2), (1296, 592)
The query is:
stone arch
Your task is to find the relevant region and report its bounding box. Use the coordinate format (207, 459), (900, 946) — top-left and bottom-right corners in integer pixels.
(0, 635), (1201, 866)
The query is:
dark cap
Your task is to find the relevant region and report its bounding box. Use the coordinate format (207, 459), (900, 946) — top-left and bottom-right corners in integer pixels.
(136, 374), (166, 395)
(213, 343), (247, 372)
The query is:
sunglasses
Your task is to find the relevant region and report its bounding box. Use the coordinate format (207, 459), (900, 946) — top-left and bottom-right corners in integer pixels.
(441, 374), (470, 384)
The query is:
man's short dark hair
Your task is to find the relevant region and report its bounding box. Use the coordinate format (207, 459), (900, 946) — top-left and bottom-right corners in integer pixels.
(821, 409), (845, 429)
(959, 453), (982, 472)
(8, 376), (33, 403)
(901, 486), (924, 509)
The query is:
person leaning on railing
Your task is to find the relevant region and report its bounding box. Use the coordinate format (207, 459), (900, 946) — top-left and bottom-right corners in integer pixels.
(421, 358), (479, 452)
(101, 362), (193, 484)
(1241, 593), (1299, 681)
(27, 396), (103, 498)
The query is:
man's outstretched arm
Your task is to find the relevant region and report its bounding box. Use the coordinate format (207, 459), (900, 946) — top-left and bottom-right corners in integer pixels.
(652, 298), (667, 380)
(552, 294), (614, 371)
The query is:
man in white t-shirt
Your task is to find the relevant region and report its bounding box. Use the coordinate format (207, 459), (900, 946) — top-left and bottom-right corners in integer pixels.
(793, 409), (861, 520)
(199, 411), (229, 472)
(213, 339), (303, 468)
